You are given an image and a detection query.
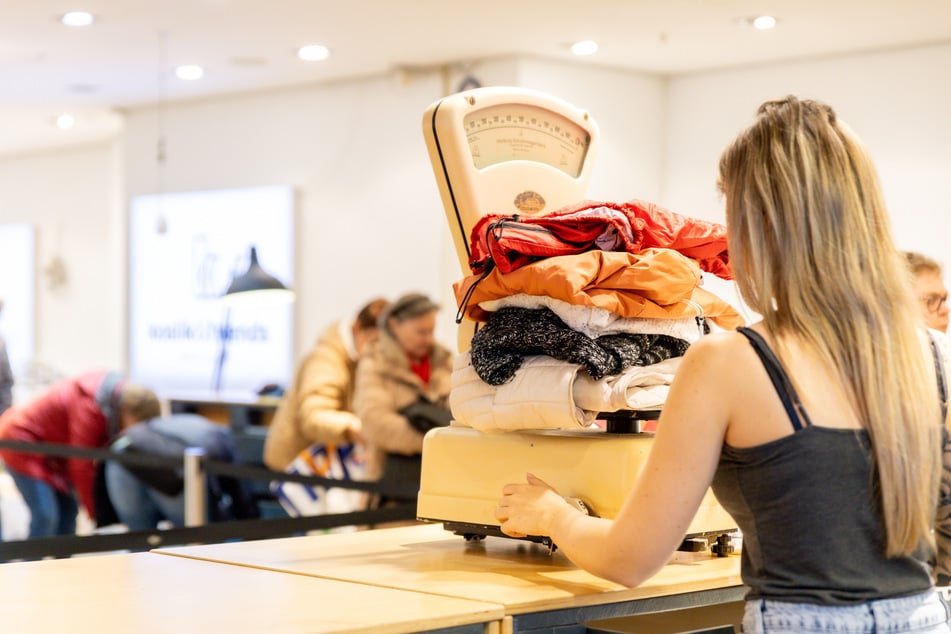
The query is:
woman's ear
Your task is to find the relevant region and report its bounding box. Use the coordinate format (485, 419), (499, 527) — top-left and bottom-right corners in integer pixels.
(386, 315), (400, 335)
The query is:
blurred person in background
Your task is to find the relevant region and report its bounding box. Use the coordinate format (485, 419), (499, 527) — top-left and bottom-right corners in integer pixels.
(0, 296), (11, 540)
(353, 292), (453, 506)
(0, 371), (160, 537)
(264, 297), (389, 472)
(0, 296), (12, 416)
(905, 251), (949, 333)
(105, 412), (258, 530)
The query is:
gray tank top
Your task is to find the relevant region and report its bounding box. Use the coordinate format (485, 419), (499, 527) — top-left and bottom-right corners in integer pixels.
(711, 327), (937, 605)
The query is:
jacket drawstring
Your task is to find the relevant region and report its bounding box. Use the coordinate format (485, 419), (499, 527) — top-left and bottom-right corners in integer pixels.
(455, 264), (493, 324)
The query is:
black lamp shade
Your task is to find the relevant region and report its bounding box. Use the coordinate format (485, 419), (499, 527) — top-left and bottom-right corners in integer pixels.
(225, 246), (289, 296)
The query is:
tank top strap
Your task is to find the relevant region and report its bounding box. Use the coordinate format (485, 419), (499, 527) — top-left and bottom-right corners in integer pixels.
(736, 326), (814, 432)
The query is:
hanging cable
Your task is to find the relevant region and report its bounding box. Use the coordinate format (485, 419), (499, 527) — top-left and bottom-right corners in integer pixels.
(155, 29), (169, 234)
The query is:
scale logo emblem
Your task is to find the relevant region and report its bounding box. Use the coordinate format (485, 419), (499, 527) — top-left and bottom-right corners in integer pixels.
(514, 190), (546, 214)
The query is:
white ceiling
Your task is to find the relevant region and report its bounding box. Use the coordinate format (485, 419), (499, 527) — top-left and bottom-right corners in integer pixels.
(3, 0), (951, 156)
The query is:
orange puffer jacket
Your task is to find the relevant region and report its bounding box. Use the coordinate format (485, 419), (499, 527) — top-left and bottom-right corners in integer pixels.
(453, 248), (744, 329)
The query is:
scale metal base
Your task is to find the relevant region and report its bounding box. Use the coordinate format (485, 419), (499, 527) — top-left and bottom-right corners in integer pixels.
(417, 425), (737, 554)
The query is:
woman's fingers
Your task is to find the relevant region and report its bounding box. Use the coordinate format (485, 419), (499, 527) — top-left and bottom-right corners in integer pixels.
(496, 497), (528, 537)
(498, 473), (562, 538)
(526, 472), (549, 487)
(495, 502), (508, 520)
(501, 483), (521, 496)
(504, 473), (553, 495)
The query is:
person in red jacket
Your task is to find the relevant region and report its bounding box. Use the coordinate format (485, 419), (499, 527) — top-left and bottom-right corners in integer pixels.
(0, 370), (160, 538)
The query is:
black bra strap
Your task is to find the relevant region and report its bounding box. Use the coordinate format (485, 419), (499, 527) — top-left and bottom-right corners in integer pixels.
(927, 331), (949, 421)
(737, 327), (813, 431)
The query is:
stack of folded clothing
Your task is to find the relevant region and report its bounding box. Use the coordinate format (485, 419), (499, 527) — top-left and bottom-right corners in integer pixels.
(449, 198), (744, 433)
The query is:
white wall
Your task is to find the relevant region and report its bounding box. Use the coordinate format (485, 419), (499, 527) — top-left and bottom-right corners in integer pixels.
(514, 58), (668, 203)
(663, 43), (951, 266)
(0, 142), (125, 383)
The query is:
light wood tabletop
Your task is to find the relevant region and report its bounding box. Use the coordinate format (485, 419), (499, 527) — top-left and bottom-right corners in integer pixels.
(0, 551), (504, 634)
(154, 522), (744, 617)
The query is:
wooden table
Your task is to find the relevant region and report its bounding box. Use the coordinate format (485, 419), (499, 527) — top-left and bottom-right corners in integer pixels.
(0, 552), (504, 634)
(154, 522), (746, 633)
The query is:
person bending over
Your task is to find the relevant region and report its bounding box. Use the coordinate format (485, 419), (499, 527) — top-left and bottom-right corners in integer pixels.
(0, 371), (160, 537)
(106, 412), (257, 529)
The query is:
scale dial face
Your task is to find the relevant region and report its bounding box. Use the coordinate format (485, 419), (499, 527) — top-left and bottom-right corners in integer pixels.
(464, 103), (591, 178)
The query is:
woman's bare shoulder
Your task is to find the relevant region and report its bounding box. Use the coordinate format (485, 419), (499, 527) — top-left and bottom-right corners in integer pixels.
(669, 327), (764, 399)
(683, 327), (756, 362)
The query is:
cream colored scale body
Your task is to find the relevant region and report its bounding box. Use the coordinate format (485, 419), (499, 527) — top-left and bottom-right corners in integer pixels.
(419, 86), (735, 550)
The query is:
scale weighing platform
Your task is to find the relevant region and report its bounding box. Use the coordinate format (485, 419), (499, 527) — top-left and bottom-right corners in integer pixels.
(419, 86), (736, 553)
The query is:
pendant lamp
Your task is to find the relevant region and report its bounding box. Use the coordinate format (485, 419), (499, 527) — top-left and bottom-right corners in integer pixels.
(213, 245), (293, 392)
(224, 246), (294, 300)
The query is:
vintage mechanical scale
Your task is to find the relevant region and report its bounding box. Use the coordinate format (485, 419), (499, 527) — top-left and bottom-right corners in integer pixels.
(419, 86), (736, 553)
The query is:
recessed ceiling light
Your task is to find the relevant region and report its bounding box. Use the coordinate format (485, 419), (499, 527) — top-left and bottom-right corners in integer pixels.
(736, 15), (779, 30)
(61, 11), (95, 27)
(55, 114), (76, 130)
(570, 40), (599, 56)
(297, 45), (330, 61)
(175, 65), (204, 80)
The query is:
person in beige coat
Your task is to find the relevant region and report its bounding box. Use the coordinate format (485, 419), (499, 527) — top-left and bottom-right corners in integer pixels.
(353, 293), (454, 500)
(263, 297), (389, 471)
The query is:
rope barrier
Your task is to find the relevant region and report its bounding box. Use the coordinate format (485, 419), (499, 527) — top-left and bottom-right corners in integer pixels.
(0, 439), (423, 561)
(0, 439), (419, 497)
(0, 503), (418, 561)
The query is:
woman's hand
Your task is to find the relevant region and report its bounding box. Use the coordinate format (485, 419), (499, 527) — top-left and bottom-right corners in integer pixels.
(495, 473), (577, 538)
(344, 420), (365, 445)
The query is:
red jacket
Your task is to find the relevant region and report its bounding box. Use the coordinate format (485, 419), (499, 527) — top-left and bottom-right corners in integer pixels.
(467, 198), (732, 279)
(0, 370), (116, 519)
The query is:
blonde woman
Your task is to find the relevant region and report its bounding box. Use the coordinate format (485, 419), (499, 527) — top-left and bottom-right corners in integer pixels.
(496, 97), (951, 632)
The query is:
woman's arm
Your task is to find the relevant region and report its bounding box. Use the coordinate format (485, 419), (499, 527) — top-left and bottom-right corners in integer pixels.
(296, 337), (362, 445)
(496, 333), (735, 586)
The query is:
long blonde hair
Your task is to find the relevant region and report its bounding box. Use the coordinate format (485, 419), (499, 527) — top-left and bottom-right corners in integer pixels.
(718, 96), (942, 557)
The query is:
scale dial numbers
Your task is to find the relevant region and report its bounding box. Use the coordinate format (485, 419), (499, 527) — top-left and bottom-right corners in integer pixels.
(464, 103), (591, 178)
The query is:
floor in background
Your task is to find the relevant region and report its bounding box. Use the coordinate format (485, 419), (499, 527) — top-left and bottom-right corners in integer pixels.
(0, 470), (29, 540)
(0, 468), (96, 540)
